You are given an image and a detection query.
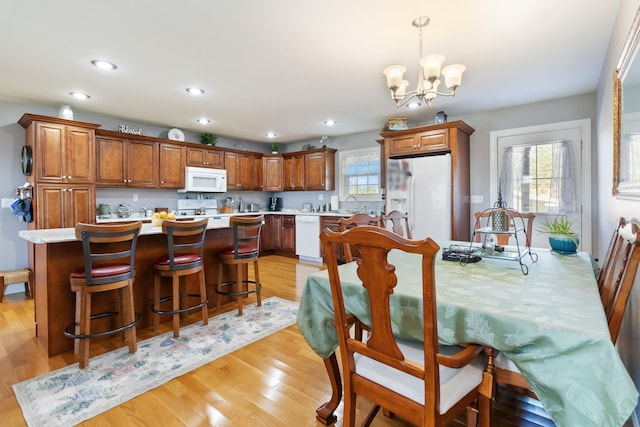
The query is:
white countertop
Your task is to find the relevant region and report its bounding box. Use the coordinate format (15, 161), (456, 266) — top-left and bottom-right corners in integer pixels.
(19, 211), (356, 244)
(19, 217), (232, 244)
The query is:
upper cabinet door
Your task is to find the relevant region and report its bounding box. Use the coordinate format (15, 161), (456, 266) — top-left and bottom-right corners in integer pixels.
(35, 122), (95, 183)
(159, 143), (185, 188)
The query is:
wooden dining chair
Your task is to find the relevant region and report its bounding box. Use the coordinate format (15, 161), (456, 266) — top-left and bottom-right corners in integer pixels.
(483, 218), (640, 419)
(337, 213), (382, 263)
(321, 225), (488, 427)
(380, 210), (412, 239)
(474, 210), (535, 247)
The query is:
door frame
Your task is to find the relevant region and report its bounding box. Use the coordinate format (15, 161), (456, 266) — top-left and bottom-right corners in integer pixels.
(489, 119), (592, 252)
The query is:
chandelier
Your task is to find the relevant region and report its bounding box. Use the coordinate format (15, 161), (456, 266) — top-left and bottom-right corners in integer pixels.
(382, 16), (465, 108)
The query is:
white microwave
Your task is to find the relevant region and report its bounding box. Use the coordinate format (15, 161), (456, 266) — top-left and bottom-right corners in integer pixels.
(178, 166), (227, 193)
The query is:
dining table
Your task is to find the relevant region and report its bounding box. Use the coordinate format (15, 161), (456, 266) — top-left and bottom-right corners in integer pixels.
(296, 243), (639, 427)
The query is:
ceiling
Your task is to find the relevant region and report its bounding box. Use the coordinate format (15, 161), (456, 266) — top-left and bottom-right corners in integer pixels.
(0, 1), (621, 144)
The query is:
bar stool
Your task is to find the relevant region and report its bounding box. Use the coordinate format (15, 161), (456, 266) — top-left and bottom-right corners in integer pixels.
(152, 218), (209, 338)
(64, 221), (142, 369)
(216, 215), (264, 315)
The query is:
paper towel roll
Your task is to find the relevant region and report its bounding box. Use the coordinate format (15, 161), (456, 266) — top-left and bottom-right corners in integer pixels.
(330, 195), (339, 211)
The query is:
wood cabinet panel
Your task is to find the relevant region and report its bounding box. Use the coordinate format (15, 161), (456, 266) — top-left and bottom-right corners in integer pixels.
(96, 136), (126, 185)
(262, 155), (283, 191)
(260, 214), (282, 253)
(283, 154), (305, 191)
(34, 122), (94, 183)
(159, 143), (185, 188)
(127, 140), (158, 187)
(36, 184), (95, 229)
(225, 152), (253, 190)
(96, 137), (158, 187)
(388, 129), (448, 156)
(281, 215), (296, 254)
(253, 155), (263, 190)
(305, 150), (335, 191)
(186, 146), (224, 168)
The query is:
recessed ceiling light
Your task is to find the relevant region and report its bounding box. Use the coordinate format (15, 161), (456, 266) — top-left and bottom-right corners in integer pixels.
(186, 87), (205, 95)
(91, 59), (117, 70)
(196, 118), (211, 124)
(265, 132), (277, 138)
(407, 101), (420, 109)
(69, 92), (90, 100)
(324, 119), (336, 126)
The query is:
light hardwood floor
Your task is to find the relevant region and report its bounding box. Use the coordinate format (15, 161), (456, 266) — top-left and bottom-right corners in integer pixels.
(1, 255), (553, 426)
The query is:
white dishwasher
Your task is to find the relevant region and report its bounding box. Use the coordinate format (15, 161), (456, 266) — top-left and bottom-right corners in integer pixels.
(295, 215), (322, 263)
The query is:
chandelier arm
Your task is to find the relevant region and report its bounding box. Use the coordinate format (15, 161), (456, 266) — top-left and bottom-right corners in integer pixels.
(394, 92), (422, 107)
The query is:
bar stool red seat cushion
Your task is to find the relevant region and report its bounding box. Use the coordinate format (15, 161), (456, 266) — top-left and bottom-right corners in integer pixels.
(220, 245), (257, 256)
(155, 254), (202, 265)
(70, 265), (131, 279)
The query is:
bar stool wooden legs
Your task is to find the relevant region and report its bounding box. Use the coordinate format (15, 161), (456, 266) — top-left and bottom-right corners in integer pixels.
(152, 218), (209, 338)
(216, 215), (264, 315)
(64, 222), (142, 369)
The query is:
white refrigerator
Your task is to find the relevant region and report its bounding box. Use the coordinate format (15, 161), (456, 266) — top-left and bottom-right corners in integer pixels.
(386, 154), (452, 242)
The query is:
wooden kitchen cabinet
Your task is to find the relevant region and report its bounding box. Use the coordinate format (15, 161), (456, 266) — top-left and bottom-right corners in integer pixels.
(381, 121), (475, 241)
(19, 117), (97, 184)
(304, 148), (336, 191)
(19, 114), (101, 229)
(386, 128), (449, 157)
(281, 215), (296, 254)
(225, 151), (254, 190)
(260, 214), (282, 253)
(158, 142), (185, 188)
(262, 155), (283, 191)
(35, 184), (95, 229)
(186, 146), (224, 168)
(253, 154), (263, 191)
(283, 153), (305, 191)
(320, 215), (347, 263)
(95, 135), (158, 187)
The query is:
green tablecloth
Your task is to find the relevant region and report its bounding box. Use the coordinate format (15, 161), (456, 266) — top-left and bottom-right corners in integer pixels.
(297, 246), (638, 427)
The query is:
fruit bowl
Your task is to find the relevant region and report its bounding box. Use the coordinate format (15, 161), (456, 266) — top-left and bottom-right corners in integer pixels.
(151, 218), (164, 227)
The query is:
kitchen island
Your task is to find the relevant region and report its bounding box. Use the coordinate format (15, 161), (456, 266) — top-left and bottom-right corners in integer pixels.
(19, 219), (238, 357)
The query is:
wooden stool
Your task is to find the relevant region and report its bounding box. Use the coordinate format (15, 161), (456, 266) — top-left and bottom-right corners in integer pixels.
(216, 215), (263, 316)
(152, 218), (209, 338)
(1, 268), (32, 302)
(64, 222), (143, 369)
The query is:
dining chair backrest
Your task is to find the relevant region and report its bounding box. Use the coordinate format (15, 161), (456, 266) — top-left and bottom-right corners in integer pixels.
(75, 221), (143, 286)
(597, 217), (627, 293)
(380, 210), (412, 239)
(337, 213), (382, 262)
(474, 210), (535, 247)
(320, 225), (485, 426)
(161, 218), (209, 270)
(598, 219), (640, 343)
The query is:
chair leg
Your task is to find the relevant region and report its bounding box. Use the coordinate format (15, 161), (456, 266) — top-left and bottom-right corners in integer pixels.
(153, 274), (161, 331)
(172, 274), (180, 338)
(199, 269), (208, 325)
(253, 260), (261, 308)
(236, 263), (243, 316)
(73, 291), (81, 354)
(79, 292), (91, 369)
(216, 261), (223, 312)
(125, 281), (137, 354)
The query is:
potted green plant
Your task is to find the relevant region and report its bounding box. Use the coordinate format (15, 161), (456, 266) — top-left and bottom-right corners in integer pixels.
(538, 216), (580, 253)
(201, 133), (217, 146)
(270, 142), (280, 153)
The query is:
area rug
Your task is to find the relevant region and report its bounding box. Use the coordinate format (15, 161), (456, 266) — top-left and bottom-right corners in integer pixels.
(13, 297), (299, 427)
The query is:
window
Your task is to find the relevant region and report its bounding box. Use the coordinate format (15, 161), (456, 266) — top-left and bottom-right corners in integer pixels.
(339, 147), (381, 201)
(500, 140), (577, 214)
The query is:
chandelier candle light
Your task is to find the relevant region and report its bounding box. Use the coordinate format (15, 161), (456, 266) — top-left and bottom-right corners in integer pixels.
(383, 16), (465, 108)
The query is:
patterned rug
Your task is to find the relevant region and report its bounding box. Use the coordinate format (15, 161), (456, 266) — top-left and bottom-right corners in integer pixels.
(13, 297), (299, 427)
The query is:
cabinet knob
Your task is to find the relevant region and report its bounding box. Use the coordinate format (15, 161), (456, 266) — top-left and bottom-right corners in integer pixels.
(68, 176), (72, 179)
(160, 181), (164, 184)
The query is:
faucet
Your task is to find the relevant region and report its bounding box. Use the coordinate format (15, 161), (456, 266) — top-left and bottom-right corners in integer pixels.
(344, 195), (359, 212)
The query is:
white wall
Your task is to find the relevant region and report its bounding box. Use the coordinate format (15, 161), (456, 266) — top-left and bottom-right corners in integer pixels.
(596, 0), (640, 419)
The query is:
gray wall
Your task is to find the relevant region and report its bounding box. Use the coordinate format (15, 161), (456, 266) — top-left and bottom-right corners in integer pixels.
(596, 0), (640, 419)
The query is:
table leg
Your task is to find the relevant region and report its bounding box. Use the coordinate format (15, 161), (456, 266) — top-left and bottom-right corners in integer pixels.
(315, 352), (342, 425)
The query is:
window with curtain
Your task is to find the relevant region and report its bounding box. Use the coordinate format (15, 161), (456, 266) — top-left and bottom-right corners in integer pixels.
(339, 148), (381, 200)
(500, 140), (577, 214)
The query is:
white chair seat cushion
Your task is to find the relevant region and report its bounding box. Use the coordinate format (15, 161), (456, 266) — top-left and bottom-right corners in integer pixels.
(355, 339), (484, 414)
(495, 351), (520, 372)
